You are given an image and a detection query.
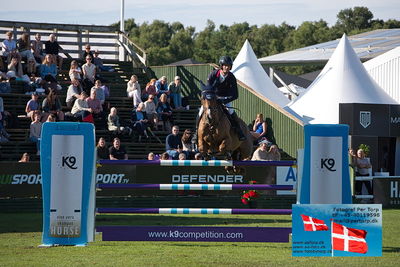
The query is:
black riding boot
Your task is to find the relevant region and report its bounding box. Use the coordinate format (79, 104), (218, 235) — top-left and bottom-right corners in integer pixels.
(230, 112), (246, 141)
(191, 114), (200, 145)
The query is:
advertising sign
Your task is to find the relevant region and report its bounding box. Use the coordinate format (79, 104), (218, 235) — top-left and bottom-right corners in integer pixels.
(292, 204), (382, 257)
(276, 166), (296, 195)
(300, 124), (352, 204)
(40, 122), (96, 246)
(373, 178), (400, 208)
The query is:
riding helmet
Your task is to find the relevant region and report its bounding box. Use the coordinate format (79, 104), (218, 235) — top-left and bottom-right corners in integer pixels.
(219, 56), (233, 67)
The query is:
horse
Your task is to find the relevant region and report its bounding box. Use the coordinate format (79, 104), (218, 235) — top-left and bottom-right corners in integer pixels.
(197, 87), (253, 171)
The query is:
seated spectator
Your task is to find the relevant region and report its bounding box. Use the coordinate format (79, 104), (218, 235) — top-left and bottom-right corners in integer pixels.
(25, 57), (39, 78)
(181, 129), (195, 159)
(155, 76), (169, 99)
(126, 74), (142, 108)
(18, 153), (30, 162)
(143, 78), (157, 103)
(81, 44), (93, 62)
(82, 56), (96, 93)
(42, 89), (64, 121)
(31, 33), (44, 63)
(69, 60), (82, 82)
(17, 33), (34, 61)
(2, 31), (19, 63)
(25, 92), (41, 121)
(178, 153), (186, 160)
(143, 94), (158, 130)
(96, 137), (110, 160)
(251, 138), (281, 161)
(109, 137), (128, 160)
(8, 57), (28, 82)
(250, 113), (267, 140)
(44, 34), (63, 69)
(168, 76), (183, 109)
(93, 49), (114, 72)
(86, 89), (105, 127)
(147, 152), (155, 160)
(160, 152), (170, 160)
(107, 107), (131, 136)
(66, 79), (82, 109)
(70, 92), (93, 122)
(39, 54), (58, 87)
(46, 114), (56, 122)
(90, 80), (105, 105)
(156, 93), (173, 131)
(29, 113), (42, 155)
(194, 153), (203, 160)
(165, 125), (182, 159)
(131, 102), (149, 140)
(0, 74), (11, 93)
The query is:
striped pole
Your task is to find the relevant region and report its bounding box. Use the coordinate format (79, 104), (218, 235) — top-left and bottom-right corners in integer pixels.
(97, 208), (292, 215)
(97, 183), (293, 191)
(99, 159), (296, 167)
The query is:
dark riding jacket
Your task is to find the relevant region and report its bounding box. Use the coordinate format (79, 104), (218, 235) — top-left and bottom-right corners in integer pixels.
(207, 69), (238, 104)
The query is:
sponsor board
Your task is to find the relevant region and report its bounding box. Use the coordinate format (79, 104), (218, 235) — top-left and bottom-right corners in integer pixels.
(373, 178), (400, 208)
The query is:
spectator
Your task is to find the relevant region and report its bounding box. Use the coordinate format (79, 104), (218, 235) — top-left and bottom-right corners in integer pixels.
(44, 34), (63, 69)
(0, 96), (13, 129)
(0, 74), (11, 93)
(165, 125), (182, 159)
(251, 138), (272, 161)
(144, 78), (157, 102)
(178, 153), (186, 160)
(7, 57), (26, 81)
(126, 74), (142, 108)
(156, 93), (173, 131)
(250, 113), (267, 140)
(17, 33), (34, 61)
(86, 89), (105, 126)
(0, 109), (11, 142)
(31, 33), (44, 63)
(194, 153), (202, 160)
(82, 56), (96, 93)
(92, 49), (114, 72)
(160, 152), (170, 160)
(355, 148), (373, 196)
(29, 113), (42, 155)
(168, 76), (183, 109)
(181, 129), (195, 159)
(81, 44), (93, 62)
(46, 114), (56, 122)
(107, 107), (132, 136)
(147, 152), (155, 160)
(131, 102), (149, 140)
(69, 60), (82, 82)
(66, 79), (82, 109)
(39, 54), (58, 85)
(2, 31), (19, 63)
(25, 92), (41, 121)
(155, 76), (169, 99)
(25, 57), (39, 78)
(91, 80), (105, 105)
(144, 94), (158, 130)
(96, 137), (109, 160)
(18, 153), (30, 162)
(70, 92), (93, 122)
(109, 137), (128, 160)
(42, 89), (64, 121)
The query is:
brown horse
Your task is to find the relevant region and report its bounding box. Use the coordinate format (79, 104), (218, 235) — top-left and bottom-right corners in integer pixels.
(197, 89), (253, 163)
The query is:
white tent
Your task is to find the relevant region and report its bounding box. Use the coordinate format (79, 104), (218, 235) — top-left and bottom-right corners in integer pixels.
(287, 34), (398, 124)
(232, 40), (289, 107)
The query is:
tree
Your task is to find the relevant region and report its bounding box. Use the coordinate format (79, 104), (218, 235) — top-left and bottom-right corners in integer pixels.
(336, 6), (373, 32)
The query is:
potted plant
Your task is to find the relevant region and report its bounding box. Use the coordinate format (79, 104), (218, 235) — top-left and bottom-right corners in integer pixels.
(241, 180), (260, 208)
(358, 144), (370, 157)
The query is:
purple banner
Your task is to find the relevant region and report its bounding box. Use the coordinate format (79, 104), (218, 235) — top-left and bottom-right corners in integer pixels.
(96, 226), (291, 242)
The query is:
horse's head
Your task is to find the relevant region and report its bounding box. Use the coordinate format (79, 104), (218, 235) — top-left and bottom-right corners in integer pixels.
(201, 84), (218, 109)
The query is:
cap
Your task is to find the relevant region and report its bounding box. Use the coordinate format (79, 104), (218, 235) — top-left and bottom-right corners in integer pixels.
(32, 92), (38, 96)
(258, 138), (272, 146)
(174, 76), (180, 80)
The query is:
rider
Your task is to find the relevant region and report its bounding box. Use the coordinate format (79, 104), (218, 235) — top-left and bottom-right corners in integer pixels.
(192, 56), (246, 144)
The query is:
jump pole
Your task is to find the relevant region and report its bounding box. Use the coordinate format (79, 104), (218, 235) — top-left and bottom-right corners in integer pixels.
(97, 208), (292, 215)
(97, 183), (293, 191)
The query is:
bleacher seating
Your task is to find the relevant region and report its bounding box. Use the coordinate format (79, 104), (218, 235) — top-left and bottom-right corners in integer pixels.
(0, 58), (199, 161)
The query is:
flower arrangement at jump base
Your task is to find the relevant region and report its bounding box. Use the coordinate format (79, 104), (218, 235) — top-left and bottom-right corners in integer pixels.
(241, 180), (260, 207)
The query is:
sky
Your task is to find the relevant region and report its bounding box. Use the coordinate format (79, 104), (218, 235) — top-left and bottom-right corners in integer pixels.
(1, 0), (399, 32)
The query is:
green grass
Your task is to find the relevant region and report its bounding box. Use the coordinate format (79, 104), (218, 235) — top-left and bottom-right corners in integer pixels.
(0, 210), (399, 267)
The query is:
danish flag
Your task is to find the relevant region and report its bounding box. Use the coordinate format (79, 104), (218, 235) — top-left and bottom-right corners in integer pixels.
(300, 214), (328, 231)
(332, 222), (368, 254)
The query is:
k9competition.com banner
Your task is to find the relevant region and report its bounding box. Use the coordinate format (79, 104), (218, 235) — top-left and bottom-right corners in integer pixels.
(292, 204), (382, 257)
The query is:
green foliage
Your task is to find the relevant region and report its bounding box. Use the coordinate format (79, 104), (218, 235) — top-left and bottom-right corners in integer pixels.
(359, 144), (371, 156)
(118, 7), (400, 74)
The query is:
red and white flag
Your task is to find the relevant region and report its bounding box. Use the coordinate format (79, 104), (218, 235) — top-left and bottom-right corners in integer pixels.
(300, 214), (328, 231)
(332, 222), (368, 254)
